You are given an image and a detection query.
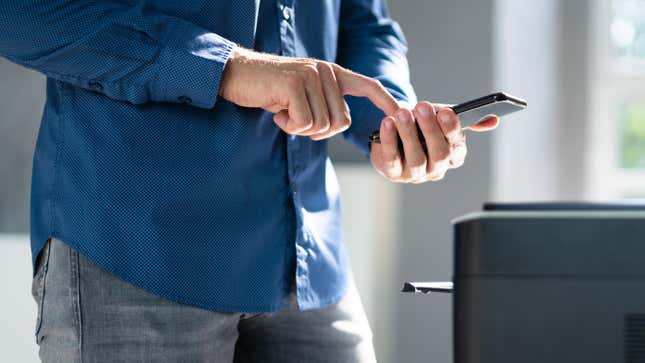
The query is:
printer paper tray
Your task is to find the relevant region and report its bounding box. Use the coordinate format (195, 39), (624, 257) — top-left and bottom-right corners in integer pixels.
(402, 281), (453, 294)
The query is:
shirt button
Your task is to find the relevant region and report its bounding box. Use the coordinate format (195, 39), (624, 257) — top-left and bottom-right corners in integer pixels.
(177, 95), (192, 104)
(282, 6), (291, 21)
(88, 81), (103, 92)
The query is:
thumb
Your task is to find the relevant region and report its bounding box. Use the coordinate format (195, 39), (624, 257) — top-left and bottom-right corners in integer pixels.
(467, 115), (499, 132)
(273, 110), (290, 131)
(333, 65), (399, 117)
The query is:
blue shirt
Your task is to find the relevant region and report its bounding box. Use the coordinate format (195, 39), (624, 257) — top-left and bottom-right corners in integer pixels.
(0, 0), (415, 312)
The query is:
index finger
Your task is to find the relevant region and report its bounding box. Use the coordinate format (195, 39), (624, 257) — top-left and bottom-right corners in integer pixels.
(333, 65), (399, 117)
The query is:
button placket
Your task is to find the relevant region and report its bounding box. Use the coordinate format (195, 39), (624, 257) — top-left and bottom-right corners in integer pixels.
(278, 0), (306, 296)
(277, 0), (296, 57)
(281, 6), (291, 21)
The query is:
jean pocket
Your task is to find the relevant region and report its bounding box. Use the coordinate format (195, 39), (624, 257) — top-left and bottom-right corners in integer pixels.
(31, 240), (51, 340)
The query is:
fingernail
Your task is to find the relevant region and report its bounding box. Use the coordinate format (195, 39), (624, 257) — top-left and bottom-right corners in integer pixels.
(412, 167), (426, 180)
(440, 112), (452, 124)
(384, 119), (393, 130)
(397, 110), (410, 123)
(418, 105), (430, 117)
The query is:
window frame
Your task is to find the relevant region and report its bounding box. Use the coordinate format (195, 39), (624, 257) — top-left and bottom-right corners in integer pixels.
(585, 0), (645, 199)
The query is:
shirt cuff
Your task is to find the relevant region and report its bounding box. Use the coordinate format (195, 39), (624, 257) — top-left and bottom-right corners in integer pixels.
(153, 20), (236, 109)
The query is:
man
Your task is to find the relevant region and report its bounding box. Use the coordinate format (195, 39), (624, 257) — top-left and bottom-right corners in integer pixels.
(1, 0), (496, 361)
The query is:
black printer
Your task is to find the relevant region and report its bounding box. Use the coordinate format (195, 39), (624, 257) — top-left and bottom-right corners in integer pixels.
(405, 202), (645, 363)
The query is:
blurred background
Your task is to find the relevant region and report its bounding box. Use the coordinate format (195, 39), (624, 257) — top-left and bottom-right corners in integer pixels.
(1, 0), (645, 361)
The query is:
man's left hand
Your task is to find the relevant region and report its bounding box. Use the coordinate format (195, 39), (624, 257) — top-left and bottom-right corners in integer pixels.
(370, 101), (498, 183)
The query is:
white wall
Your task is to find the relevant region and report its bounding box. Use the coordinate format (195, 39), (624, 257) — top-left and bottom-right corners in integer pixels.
(0, 236), (39, 363)
(387, 1), (495, 362)
(493, 0), (593, 201)
(493, 0), (561, 201)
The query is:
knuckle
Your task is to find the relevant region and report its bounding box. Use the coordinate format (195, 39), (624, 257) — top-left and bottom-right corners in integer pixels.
(331, 117), (351, 129)
(294, 119), (313, 132)
(410, 168), (427, 182)
(306, 124), (320, 134)
(328, 119), (341, 131)
(386, 171), (402, 181)
(450, 150), (467, 168)
(318, 112), (331, 126)
(429, 173), (446, 181)
(385, 153), (400, 165)
(450, 158), (465, 168)
(409, 156), (427, 170)
(449, 141), (467, 155)
(426, 166), (446, 181)
(331, 62), (346, 74)
(317, 121), (331, 133)
(286, 73), (305, 89)
(283, 123), (296, 133)
(370, 78), (383, 90)
(374, 159), (399, 180)
(283, 124), (297, 133)
(426, 164), (439, 176)
(386, 159), (403, 177)
(447, 129), (463, 143)
(303, 64), (320, 79)
(316, 61), (334, 75)
(414, 103), (437, 121)
(417, 100), (433, 109)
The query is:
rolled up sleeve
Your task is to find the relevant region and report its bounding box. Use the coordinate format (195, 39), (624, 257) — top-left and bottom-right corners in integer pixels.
(0, 0), (236, 109)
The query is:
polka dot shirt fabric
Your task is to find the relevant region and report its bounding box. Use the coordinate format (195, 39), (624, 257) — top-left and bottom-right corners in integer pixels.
(0, 0), (415, 312)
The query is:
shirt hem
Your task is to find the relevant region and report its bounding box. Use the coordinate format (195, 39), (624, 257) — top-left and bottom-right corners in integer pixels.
(296, 276), (349, 311)
(44, 235), (298, 314)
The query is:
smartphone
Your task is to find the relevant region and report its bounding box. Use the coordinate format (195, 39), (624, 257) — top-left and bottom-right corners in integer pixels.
(368, 92), (527, 144)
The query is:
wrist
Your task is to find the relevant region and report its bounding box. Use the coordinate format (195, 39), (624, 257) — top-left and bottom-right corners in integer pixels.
(219, 46), (245, 98)
(219, 47), (279, 100)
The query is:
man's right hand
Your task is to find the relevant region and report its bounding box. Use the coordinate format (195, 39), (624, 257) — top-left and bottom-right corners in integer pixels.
(219, 47), (399, 140)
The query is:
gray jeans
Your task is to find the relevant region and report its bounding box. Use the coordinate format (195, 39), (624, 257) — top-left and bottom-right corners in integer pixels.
(31, 238), (376, 362)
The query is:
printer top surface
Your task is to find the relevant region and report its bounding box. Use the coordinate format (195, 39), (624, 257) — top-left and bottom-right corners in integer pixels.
(483, 201), (645, 211)
(453, 202), (645, 277)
